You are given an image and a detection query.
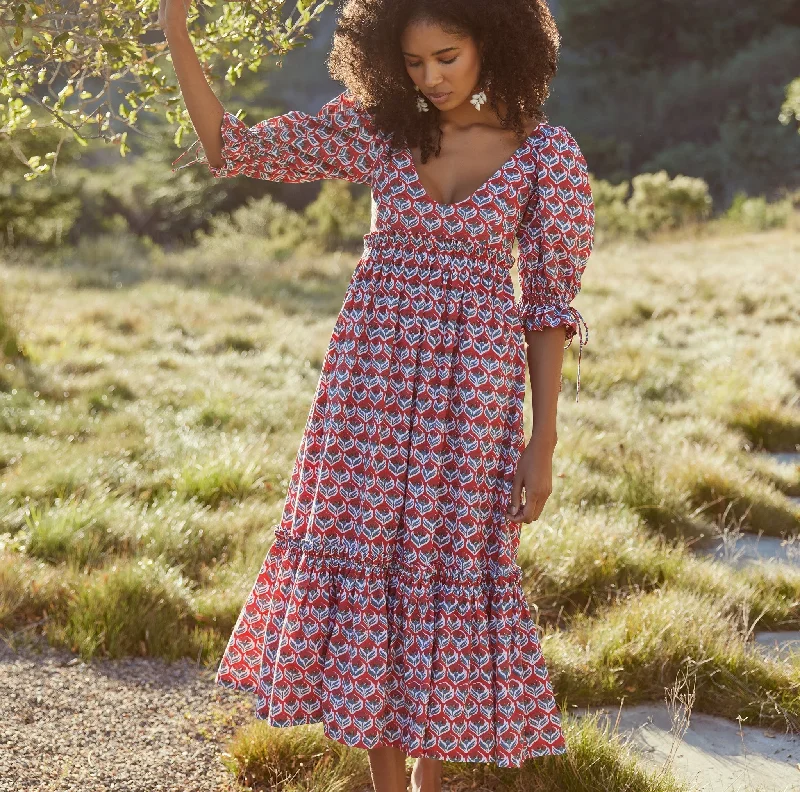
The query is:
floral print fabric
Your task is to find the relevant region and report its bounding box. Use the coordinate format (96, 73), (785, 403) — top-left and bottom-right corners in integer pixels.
(173, 90), (594, 767)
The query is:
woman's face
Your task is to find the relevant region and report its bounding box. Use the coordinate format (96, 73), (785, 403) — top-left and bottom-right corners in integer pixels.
(400, 18), (481, 112)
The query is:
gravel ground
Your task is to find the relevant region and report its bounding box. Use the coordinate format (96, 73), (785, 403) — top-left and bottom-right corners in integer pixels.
(0, 633), (253, 792)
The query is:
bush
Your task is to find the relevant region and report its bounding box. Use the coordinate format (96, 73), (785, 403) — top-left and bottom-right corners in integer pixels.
(0, 291), (25, 361)
(589, 176), (631, 237)
(68, 155), (228, 248)
(627, 171), (713, 233)
(190, 179), (371, 261)
(205, 192), (308, 245)
(723, 191), (794, 231)
(592, 170), (713, 239)
(0, 125), (84, 250)
(302, 179), (371, 252)
(0, 172), (81, 249)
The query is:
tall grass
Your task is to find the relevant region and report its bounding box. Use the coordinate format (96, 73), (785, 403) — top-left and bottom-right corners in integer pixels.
(225, 715), (689, 792)
(0, 223), (798, 789)
(546, 588), (800, 729)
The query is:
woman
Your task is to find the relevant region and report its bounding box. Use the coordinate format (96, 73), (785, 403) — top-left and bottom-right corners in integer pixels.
(162, 0), (593, 789)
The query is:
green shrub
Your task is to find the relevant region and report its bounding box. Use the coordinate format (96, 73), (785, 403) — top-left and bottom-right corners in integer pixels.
(0, 172), (81, 249)
(0, 291), (25, 361)
(723, 191), (794, 231)
(67, 161), (214, 246)
(627, 171), (713, 233)
(592, 170), (713, 239)
(187, 179), (371, 263)
(205, 192), (308, 246)
(0, 127), (83, 249)
(302, 179), (371, 252)
(589, 176), (631, 237)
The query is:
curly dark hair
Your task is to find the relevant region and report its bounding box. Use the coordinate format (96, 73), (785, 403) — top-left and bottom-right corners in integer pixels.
(327, 0), (561, 164)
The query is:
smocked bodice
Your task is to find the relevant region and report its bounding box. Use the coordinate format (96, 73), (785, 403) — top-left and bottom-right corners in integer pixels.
(172, 88), (594, 399)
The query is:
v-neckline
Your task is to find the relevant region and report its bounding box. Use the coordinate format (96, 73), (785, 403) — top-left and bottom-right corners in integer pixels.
(403, 123), (543, 209)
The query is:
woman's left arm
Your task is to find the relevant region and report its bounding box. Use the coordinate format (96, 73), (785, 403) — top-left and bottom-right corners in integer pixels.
(507, 126), (594, 524)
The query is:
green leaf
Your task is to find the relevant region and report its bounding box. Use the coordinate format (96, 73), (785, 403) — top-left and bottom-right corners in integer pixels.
(1, 0), (331, 170)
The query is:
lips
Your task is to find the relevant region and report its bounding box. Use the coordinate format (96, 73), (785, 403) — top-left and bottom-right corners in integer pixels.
(427, 91), (451, 102)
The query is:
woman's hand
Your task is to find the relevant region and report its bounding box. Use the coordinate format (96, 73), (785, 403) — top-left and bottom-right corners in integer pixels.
(506, 436), (556, 524)
(158, 0), (193, 33)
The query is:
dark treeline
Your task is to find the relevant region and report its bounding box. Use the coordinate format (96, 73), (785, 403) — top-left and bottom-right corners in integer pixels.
(2, 0), (798, 251)
(547, 0), (800, 206)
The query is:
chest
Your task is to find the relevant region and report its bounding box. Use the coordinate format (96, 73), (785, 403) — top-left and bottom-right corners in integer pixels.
(407, 130), (531, 207)
(370, 142), (538, 246)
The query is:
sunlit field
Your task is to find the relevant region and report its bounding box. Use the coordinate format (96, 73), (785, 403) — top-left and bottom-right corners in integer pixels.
(1, 223), (798, 791)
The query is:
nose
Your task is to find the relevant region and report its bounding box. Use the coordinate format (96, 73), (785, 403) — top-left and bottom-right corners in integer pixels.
(423, 65), (443, 89)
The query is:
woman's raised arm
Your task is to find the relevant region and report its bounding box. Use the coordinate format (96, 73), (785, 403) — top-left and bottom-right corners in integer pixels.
(160, 0), (389, 184)
(160, 0), (226, 171)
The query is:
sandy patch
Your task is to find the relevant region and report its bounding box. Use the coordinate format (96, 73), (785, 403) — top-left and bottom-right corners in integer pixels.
(583, 704), (800, 792)
(752, 631), (800, 661)
(695, 534), (800, 568)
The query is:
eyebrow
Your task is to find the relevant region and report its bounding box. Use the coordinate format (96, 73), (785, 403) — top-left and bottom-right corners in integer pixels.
(401, 46), (460, 57)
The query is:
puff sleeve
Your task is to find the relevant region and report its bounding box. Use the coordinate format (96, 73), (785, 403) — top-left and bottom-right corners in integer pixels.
(171, 89), (389, 186)
(515, 126), (594, 401)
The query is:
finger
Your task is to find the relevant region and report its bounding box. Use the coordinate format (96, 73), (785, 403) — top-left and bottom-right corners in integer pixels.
(520, 496), (538, 524)
(528, 490), (551, 522)
(507, 501), (524, 521)
(507, 491), (526, 522)
(506, 474), (523, 518)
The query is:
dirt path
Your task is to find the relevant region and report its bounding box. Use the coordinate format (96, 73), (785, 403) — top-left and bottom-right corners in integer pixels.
(586, 704), (800, 792)
(0, 634), (251, 792)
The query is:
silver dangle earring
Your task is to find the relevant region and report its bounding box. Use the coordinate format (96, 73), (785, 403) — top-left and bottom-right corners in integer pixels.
(415, 85), (429, 113)
(470, 86), (487, 111)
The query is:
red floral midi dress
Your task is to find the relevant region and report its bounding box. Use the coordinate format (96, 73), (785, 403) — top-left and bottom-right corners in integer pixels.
(174, 89), (594, 768)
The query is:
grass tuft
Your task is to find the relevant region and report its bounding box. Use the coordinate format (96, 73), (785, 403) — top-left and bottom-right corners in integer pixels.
(727, 402), (800, 453)
(227, 721), (372, 792)
(224, 715), (688, 792)
(547, 588), (800, 729)
(510, 714), (689, 792)
(176, 456), (266, 507)
(22, 495), (134, 569)
(50, 556), (212, 661)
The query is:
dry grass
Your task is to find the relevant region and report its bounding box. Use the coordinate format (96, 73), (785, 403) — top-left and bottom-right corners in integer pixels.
(0, 224), (798, 789)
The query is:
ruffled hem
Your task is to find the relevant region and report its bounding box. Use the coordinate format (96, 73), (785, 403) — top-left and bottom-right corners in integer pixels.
(214, 532), (566, 768)
(208, 111), (246, 178)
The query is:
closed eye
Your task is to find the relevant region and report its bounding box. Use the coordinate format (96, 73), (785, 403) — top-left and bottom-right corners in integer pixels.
(406, 57), (458, 68)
